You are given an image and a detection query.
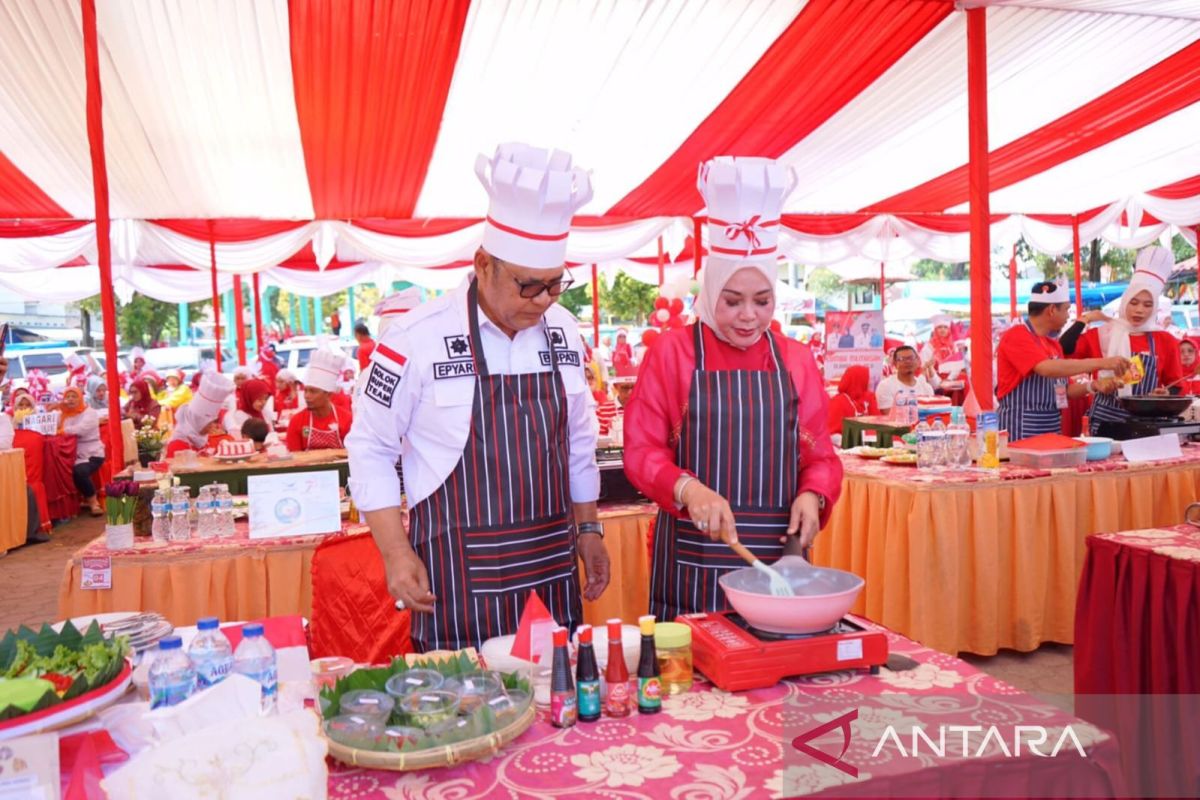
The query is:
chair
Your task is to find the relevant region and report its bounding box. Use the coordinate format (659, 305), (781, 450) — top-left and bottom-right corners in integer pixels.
(12, 430), (51, 534)
(310, 532), (412, 663)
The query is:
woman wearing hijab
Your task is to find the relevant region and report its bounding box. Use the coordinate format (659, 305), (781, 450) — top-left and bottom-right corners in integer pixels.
(54, 386), (105, 516)
(1067, 247), (1182, 435)
(124, 378), (161, 428)
(84, 375), (108, 412)
(274, 369), (301, 414)
(9, 388), (37, 425)
(827, 365), (879, 442)
(920, 315), (960, 374)
(1179, 338), (1200, 395)
(611, 328), (636, 377)
(256, 345), (281, 384)
(623, 157), (842, 621)
(224, 378), (276, 438)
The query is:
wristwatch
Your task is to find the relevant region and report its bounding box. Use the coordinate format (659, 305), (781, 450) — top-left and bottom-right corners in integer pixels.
(576, 521), (604, 539)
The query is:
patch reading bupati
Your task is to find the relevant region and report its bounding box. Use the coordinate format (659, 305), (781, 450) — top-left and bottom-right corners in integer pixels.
(443, 334), (472, 360)
(539, 350), (581, 367)
(364, 363), (401, 407)
(434, 360), (477, 380)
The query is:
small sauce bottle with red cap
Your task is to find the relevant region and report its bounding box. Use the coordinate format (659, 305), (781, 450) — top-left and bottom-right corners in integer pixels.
(549, 627), (577, 727)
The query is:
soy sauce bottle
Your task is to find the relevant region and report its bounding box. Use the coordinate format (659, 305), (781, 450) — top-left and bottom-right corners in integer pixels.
(575, 625), (602, 722)
(636, 615), (662, 714)
(549, 627), (577, 727)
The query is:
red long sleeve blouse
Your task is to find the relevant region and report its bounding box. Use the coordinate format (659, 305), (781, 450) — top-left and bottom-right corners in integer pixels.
(623, 324), (843, 527)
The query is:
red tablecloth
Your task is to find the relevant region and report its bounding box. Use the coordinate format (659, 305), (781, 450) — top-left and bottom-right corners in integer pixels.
(329, 618), (1122, 799)
(42, 432), (78, 520)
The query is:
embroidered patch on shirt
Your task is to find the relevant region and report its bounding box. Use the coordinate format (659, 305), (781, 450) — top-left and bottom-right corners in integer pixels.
(371, 343), (408, 372)
(434, 360), (477, 380)
(365, 363), (401, 407)
(539, 350), (581, 367)
(444, 334), (472, 360)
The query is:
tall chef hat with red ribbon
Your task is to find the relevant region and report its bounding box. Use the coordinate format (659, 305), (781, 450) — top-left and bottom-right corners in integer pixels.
(374, 287), (422, 337)
(475, 142), (593, 269)
(698, 156), (797, 260)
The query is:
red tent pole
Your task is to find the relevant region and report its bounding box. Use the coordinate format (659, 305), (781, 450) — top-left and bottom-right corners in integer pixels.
(693, 217), (703, 278)
(82, 0), (123, 467)
(1072, 216), (1083, 314)
(879, 263), (886, 312)
(252, 272), (264, 351)
(233, 274), (247, 366)
(591, 264), (600, 347)
(208, 222), (221, 372)
(1009, 243), (1018, 319)
(657, 236), (665, 288)
(966, 7), (993, 411)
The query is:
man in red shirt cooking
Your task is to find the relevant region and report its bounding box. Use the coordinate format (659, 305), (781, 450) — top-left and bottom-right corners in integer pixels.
(286, 349), (353, 452)
(995, 281), (1128, 441)
(355, 322), (376, 371)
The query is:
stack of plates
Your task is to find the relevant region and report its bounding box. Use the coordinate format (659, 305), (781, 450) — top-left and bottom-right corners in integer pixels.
(61, 612), (175, 653)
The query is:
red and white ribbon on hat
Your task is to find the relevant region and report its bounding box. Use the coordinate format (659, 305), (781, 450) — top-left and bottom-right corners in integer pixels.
(709, 214), (780, 256)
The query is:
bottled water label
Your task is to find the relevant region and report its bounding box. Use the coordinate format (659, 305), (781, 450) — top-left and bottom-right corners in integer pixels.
(195, 656), (233, 688)
(151, 501), (167, 515)
(150, 678), (193, 709)
(243, 665), (278, 698)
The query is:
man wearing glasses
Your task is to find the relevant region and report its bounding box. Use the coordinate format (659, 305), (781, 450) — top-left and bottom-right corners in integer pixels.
(875, 345), (939, 413)
(347, 143), (610, 653)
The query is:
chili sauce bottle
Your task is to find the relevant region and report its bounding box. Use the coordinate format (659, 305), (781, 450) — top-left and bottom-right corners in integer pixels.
(636, 615), (662, 714)
(549, 627), (577, 727)
(575, 624), (602, 722)
(604, 618), (631, 717)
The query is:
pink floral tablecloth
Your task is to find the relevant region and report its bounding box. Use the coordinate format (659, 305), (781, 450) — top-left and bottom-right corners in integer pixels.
(329, 619), (1121, 799)
(71, 519), (369, 560)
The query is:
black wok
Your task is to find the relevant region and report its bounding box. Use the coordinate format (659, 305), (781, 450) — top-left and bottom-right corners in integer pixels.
(1116, 395), (1193, 418)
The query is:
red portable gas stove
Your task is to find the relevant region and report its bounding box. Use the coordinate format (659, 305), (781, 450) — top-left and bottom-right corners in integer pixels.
(678, 611), (889, 692)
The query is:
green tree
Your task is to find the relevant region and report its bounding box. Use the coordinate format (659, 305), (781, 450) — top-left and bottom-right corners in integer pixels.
(557, 283), (591, 317)
(804, 267), (845, 303)
(911, 259), (967, 280)
(1171, 232), (1196, 264)
(73, 295), (210, 347)
(603, 272), (658, 324)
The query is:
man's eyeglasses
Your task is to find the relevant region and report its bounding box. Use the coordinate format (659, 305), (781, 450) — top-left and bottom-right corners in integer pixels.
(894, 355), (919, 363)
(496, 258), (574, 299)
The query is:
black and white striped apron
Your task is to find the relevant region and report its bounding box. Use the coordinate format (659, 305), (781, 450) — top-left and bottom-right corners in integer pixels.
(649, 323), (799, 621)
(997, 320), (1064, 441)
(1089, 333), (1158, 434)
(407, 281), (580, 652)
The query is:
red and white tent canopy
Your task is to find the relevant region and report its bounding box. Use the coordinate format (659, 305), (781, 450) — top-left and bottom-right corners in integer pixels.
(1, 0), (1199, 299)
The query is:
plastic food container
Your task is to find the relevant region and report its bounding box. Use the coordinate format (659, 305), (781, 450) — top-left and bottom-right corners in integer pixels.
(1007, 446), (1087, 469)
(384, 669), (445, 700)
(310, 656), (354, 689)
(654, 622), (693, 695)
(339, 689), (395, 723)
(443, 671), (504, 714)
(485, 689), (531, 722)
(1074, 436), (1114, 461)
(381, 725), (423, 747)
(401, 690), (461, 726)
(324, 714), (383, 748)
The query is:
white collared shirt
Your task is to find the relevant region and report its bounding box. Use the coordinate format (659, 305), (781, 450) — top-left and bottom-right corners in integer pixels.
(875, 374), (937, 411)
(347, 278), (599, 511)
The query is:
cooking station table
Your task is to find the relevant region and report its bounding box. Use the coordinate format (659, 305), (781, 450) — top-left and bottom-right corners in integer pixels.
(813, 446), (1200, 655)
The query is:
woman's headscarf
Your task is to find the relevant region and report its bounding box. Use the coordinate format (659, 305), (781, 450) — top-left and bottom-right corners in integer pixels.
(695, 256), (776, 346)
(9, 388), (36, 423)
(237, 379), (272, 420)
(55, 386), (86, 433)
(257, 346), (280, 383)
(85, 375), (107, 409)
(127, 378), (161, 420)
(1182, 337), (1199, 377)
(927, 315), (956, 365)
(836, 365), (872, 414)
(1100, 247), (1174, 361)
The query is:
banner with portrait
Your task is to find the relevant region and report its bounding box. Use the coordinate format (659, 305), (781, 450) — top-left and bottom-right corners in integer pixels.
(824, 310), (885, 387)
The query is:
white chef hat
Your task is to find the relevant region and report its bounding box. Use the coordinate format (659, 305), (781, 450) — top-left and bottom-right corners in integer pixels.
(1030, 281), (1069, 304)
(931, 314), (953, 329)
(129, 346), (145, 360)
(191, 371), (234, 420)
(304, 349), (342, 393)
(698, 156), (796, 260)
(475, 142), (593, 269)
(375, 288), (422, 336)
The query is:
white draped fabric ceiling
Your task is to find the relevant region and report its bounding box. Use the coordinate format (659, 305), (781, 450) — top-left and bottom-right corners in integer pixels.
(0, 0), (1198, 299)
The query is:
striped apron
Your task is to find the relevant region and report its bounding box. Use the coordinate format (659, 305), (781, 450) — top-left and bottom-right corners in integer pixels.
(1089, 333), (1158, 434)
(649, 324), (799, 621)
(997, 320), (1064, 441)
(407, 281), (580, 652)
(303, 406), (343, 450)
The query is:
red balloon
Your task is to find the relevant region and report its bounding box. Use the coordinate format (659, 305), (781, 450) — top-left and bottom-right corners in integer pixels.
(641, 329), (660, 347)
(654, 296), (670, 311)
(669, 297), (684, 315)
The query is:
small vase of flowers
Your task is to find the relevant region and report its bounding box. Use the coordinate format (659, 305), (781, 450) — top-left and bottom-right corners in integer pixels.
(134, 423), (166, 468)
(104, 480), (140, 548)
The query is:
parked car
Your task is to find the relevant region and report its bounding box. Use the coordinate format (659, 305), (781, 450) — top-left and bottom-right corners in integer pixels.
(142, 346), (224, 382)
(274, 337), (354, 374)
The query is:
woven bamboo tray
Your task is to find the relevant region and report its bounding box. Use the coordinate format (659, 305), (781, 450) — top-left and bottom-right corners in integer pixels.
(322, 702), (537, 771)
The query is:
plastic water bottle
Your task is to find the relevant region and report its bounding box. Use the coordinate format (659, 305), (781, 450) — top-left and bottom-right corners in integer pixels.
(217, 485), (235, 537)
(150, 490), (170, 543)
(148, 636), (195, 709)
(169, 486), (191, 541)
(232, 622), (277, 714)
(914, 421), (931, 470)
(947, 408), (971, 468)
(195, 486), (213, 539)
(188, 616), (233, 689)
(928, 419), (947, 470)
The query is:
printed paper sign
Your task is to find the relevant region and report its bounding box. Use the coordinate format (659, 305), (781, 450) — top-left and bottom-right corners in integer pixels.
(247, 470), (341, 539)
(80, 556), (112, 590)
(824, 310), (885, 388)
(0, 733), (60, 800)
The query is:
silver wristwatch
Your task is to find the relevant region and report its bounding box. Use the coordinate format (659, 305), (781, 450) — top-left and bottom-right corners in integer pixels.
(576, 521), (604, 539)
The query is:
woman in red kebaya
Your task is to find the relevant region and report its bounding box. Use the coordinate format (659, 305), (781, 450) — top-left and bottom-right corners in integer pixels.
(1178, 338), (1200, 396)
(274, 370), (301, 413)
(826, 365), (879, 441)
(624, 257), (843, 620)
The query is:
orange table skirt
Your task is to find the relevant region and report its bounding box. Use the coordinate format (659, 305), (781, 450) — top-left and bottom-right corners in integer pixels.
(814, 460), (1200, 656)
(0, 449), (28, 554)
(58, 505), (656, 629)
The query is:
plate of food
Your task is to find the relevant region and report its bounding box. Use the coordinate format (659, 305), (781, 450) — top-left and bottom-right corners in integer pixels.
(0, 620), (132, 740)
(854, 446), (897, 459)
(880, 453), (919, 466)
